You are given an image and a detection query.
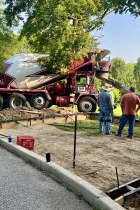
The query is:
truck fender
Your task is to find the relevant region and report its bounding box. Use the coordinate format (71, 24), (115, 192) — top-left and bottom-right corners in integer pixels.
(43, 90), (51, 100)
(75, 94), (97, 104)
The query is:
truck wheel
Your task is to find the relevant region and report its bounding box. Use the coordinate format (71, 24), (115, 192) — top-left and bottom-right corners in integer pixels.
(77, 96), (97, 112)
(30, 93), (49, 110)
(7, 93), (26, 108)
(47, 101), (53, 108)
(0, 95), (4, 110)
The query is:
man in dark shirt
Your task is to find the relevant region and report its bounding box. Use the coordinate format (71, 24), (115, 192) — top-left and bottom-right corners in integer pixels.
(116, 86), (140, 138)
(97, 84), (113, 135)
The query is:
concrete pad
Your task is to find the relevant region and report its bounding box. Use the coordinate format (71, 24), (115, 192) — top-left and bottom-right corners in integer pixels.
(0, 138), (125, 210)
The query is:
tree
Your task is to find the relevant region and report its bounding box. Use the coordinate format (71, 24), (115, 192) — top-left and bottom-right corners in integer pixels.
(94, 77), (103, 92)
(110, 57), (126, 85)
(125, 62), (136, 88)
(134, 58), (140, 91)
(0, 1), (31, 72)
(4, 0), (140, 72)
(5, 0), (107, 72)
(106, 0), (140, 17)
(110, 57), (136, 97)
(111, 58), (136, 87)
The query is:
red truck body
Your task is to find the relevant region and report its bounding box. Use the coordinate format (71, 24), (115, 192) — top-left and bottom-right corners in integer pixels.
(0, 49), (111, 112)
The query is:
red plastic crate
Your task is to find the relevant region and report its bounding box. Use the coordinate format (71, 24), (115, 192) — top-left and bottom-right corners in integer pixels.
(17, 136), (35, 150)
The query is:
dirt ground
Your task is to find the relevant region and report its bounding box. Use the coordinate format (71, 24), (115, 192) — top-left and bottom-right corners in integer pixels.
(1, 123), (140, 195)
(0, 106), (78, 119)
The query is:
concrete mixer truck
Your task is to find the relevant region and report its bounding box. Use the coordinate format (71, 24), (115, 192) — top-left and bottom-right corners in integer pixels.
(0, 49), (111, 111)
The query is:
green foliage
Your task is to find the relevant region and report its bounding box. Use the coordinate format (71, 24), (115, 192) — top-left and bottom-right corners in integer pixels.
(110, 57), (136, 98)
(110, 57), (126, 80)
(76, 75), (87, 85)
(112, 88), (120, 103)
(94, 57), (138, 103)
(94, 77), (104, 93)
(0, 32), (31, 72)
(110, 57), (136, 88)
(0, 2), (31, 72)
(4, 0), (140, 72)
(134, 58), (140, 91)
(106, 0), (140, 17)
(4, 0), (106, 72)
(113, 104), (140, 117)
(113, 105), (122, 116)
(125, 62), (136, 87)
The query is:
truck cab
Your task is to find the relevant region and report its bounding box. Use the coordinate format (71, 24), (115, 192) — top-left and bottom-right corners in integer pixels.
(69, 71), (98, 112)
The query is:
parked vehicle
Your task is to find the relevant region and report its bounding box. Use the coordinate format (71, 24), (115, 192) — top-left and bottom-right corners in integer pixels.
(0, 49), (111, 111)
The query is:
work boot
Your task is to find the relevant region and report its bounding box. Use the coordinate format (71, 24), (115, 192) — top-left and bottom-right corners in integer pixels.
(127, 135), (132, 139)
(115, 133), (122, 137)
(99, 131), (104, 133)
(105, 132), (111, 135)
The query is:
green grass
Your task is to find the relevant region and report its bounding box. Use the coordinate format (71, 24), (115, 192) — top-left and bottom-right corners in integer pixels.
(52, 119), (140, 137)
(92, 207), (101, 210)
(113, 105), (122, 116)
(127, 148), (140, 154)
(53, 120), (100, 136)
(0, 116), (25, 121)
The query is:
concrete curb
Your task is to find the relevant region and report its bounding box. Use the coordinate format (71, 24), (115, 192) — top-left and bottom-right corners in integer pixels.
(0, 138), (125, 210)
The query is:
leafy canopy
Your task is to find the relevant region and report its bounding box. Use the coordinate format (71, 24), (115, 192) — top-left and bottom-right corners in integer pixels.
(106, 0), (140, 17)
(110, 57), (136, 97)
(134, 58), (140, 91)
(0, 0), (31, 72)
(4, 0), (140, 72)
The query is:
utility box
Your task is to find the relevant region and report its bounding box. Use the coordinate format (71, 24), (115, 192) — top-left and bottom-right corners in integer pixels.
(17, 136), (35, 150)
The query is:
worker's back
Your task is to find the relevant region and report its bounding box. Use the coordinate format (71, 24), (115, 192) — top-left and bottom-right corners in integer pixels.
(97, 91), (113, 110)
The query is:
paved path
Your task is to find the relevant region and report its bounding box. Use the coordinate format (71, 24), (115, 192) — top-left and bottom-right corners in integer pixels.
(0, 147), (93, 210)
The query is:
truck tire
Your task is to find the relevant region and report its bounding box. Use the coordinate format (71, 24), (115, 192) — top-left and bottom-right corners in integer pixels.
(0, 95), (4, 110)
(30, 93), (49, 110)
(77, 96), (97, 112)
(7, 93), (26, 108)
(47, 101), (53, 108)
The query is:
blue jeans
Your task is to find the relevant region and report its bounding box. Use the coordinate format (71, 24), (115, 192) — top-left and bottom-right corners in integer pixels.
(99, 108), (112, 133)
(118, 114), (136, 137)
